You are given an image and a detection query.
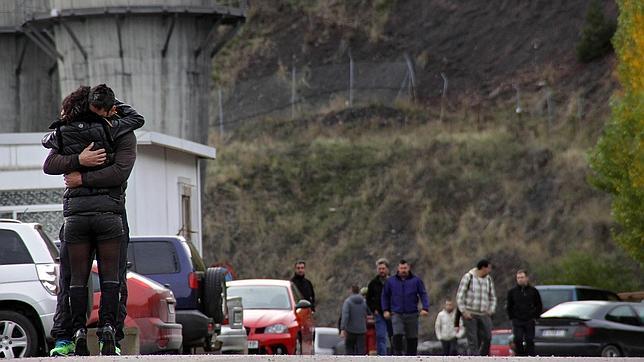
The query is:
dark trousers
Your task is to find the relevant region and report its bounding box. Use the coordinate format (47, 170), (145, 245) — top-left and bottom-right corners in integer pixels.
(463, 314), (492, 356)
(512, 319), (535, 356)
(51, 212), (129, 342)
(441, 339), (458, 355)
(345, 332), (366, 355)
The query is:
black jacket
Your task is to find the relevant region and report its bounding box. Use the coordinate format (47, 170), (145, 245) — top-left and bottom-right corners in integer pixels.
(291, 274), (315, 309)
(366, 275), (387, 314)
(506, 284), (543, 321)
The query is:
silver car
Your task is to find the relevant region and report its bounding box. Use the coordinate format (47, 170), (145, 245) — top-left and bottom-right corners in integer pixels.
(0, 220), (59, 358)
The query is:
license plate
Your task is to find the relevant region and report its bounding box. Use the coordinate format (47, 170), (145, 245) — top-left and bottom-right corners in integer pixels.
(542, 329), (566, 337)
(248, 340), (259, 349)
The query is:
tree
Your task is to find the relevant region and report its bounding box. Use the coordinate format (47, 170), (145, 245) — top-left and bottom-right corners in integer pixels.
(576, 0), (617, 63)
(590, 0), (644, 264)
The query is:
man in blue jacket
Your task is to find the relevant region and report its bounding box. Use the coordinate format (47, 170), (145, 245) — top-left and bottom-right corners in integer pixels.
(382, 260), (430, 355)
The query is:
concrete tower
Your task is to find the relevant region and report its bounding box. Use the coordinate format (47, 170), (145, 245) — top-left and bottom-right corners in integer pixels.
(4, 0), (245, 144)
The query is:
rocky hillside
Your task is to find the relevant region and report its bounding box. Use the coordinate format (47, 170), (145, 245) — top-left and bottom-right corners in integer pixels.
(201, 0), (642, 335)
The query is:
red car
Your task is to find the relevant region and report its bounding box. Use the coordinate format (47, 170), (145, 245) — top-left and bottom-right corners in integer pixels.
(490, 328), (514, 356)
(88, 265), (183, 354)
(226, 279), (314, 355)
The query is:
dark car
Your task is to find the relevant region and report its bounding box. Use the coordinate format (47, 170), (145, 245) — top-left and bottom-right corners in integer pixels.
(126, 236), (226, 353)
(535, 301), (644, 357)
(536, 285), (620, 311)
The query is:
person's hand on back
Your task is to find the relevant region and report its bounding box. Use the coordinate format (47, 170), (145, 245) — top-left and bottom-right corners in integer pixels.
(79, 142), (106, 167)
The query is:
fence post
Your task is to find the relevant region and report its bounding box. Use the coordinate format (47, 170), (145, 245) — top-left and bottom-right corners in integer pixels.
(513, 83), (523, 115)
(545, 86), (553, 134)
(440, 72), (448, 122)
(404, 53), (416, 101)
(291, 64), (296, 119)
(218, 87), (224, 136)
(348, 48), (354, 107)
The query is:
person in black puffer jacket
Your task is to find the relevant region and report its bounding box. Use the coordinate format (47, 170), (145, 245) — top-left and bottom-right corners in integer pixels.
(506, 269), (543, 356)
(42, 84), (142, 356)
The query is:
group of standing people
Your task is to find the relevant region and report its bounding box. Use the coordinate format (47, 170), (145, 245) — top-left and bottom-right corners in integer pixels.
(42, 84), (144, 356)
(339, 258), (543, 357)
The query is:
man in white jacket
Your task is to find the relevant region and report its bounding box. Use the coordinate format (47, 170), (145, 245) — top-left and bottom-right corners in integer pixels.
(434, 300), (465, 355)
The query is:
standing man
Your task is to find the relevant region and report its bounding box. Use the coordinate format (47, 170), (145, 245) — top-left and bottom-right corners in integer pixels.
(340, 285), (370, 355)
(435, 299), (464, 355)
(366, 258), (392, 355)
(381, 260), (430, 356)
(290, 261), (315, 311)
(456, 259), (497, 356)
(44, 87), (144, 356)
(506, 269), (542, 356)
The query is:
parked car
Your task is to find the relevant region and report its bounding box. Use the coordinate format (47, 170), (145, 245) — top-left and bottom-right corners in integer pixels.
(535, 301), (644, 357)
(226, 279), (314, 355)
(536, 285), (620, 311)
(126, 236), (227, 353)
(490, 328), (514, 356)
(314, 327), (342, 355)
(87, 264), (182, 354)
(0, 220), (59, 358)
(215, 296), (247, 354)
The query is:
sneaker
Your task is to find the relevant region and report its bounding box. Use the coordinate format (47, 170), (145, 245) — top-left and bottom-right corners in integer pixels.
(50, 339), (75, 357)
(98, 325), (116, 356)
(73, 329), (90, 356)
(99, 342), (121, 356)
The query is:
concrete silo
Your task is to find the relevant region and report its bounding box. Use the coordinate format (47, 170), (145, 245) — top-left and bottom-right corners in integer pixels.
(23, 0), (246, 143)
(0, 0), (60, 133)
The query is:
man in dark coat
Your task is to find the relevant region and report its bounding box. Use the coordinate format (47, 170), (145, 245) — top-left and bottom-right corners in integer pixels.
(290, 260), (315, 311)
(366, 258), (393, 355)
(506, 269), (543, 356)
(382, 260), (430, 356)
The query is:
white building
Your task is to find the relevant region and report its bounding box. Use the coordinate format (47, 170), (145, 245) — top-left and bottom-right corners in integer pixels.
(0, 131), (215, 253)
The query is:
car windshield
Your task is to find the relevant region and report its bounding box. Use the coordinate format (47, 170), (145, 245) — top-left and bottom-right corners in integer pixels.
(538, 289), (573, 310)
(227, 285), (291, 310)
(541, 303), (599, 319)
(491, 333), (511, 345)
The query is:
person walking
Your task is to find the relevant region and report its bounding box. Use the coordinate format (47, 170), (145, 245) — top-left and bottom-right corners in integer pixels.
(340, 285), (371, 355)
(381, 260), (430, 356)
(290, 260), (315, 311)
(435, 299), (465, 355)
(43, 84), (143, 356)
(45, 93), (143, 357)
(456, 259), (497, 356)
(366, 258), (393, 355)
(506, 269), (542, 356)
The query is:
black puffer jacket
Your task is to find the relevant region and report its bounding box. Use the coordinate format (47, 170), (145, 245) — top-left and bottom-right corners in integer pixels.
(42, 102), (144, 216)
(506, 284), (543, 321)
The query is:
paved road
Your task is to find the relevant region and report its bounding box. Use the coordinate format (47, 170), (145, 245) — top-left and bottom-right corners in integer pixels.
(19, 356), (644, 361)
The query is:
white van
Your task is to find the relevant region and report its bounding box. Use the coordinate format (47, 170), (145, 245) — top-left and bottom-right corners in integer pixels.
(0, 220), (59, 358)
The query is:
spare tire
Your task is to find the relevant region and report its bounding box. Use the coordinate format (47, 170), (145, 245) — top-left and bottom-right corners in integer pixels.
(203, 267), (227, 323)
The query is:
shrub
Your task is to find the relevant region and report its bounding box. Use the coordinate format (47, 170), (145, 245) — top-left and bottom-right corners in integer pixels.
(576, 0), (617, 63)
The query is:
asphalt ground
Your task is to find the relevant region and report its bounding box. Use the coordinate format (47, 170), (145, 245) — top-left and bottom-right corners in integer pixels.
(20, 356), (644, 362)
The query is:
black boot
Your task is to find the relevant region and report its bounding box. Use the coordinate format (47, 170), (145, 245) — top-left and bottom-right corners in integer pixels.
(98, 324), (116, 356)
(73, 328), (89, 356)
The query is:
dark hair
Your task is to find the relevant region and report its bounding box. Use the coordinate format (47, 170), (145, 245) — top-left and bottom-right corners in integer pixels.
(399, 259), (409, 265)
(351, 285), (360, 294)
(294, 261), (306, 267)
(476, 259), (491, 269)
(516, 269), (528, 276)
(89, 84), (115, 111)
(60, 86), (91, 123)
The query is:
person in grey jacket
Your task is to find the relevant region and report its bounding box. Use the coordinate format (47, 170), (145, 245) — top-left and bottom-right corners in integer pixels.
(340, 285), (371, 355)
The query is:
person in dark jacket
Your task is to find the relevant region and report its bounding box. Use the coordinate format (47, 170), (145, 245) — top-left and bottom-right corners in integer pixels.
(382, 260), (430, 356)
(42, 84), (143, 356)
(506, 269), (543, 356)
(340, 285), (371, 355)
(290, 260), (315, 311)
(366, 257), (393, 355)
(44, 90), (143, 357)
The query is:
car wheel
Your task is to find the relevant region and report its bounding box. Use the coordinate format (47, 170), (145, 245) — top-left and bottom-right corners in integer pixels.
(203, 267), (227, 324)
(0, 311), (39, 358)
(601, 344), (622, 357)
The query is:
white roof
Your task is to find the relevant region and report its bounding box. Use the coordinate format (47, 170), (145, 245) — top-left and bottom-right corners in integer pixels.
(0, 131), (216, 159)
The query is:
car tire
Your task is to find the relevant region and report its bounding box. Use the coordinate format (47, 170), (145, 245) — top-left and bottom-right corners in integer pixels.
(203, 267), (227, 324)
(601, 344), (622, 357)
(0, 311), (39, 358)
